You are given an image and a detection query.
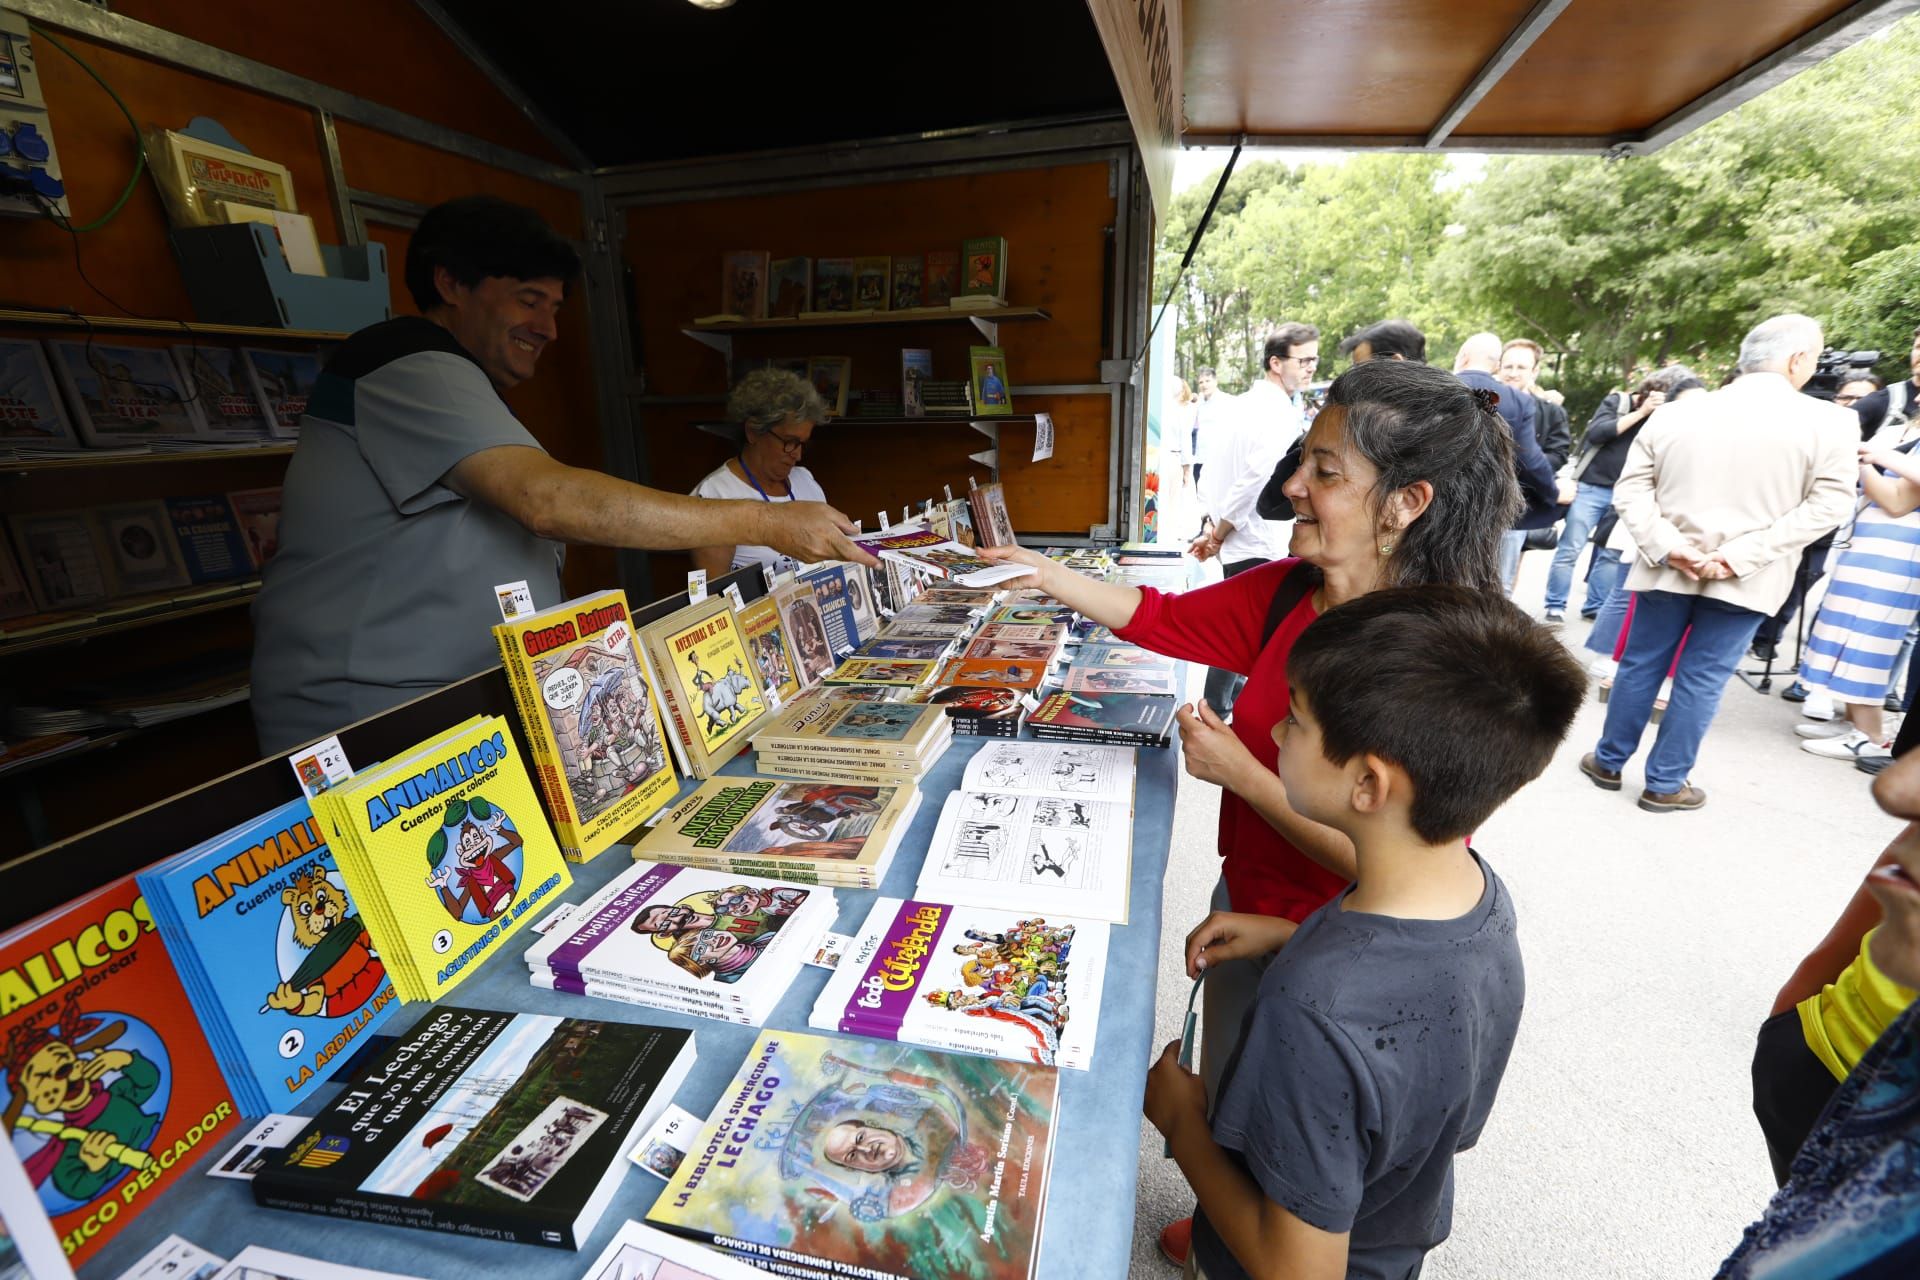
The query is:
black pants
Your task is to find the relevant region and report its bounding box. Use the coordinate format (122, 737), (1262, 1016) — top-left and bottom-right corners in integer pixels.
(1752, 536), (1833, 652)
(1751, 1007), (1841, 1186)
(1202, 558), (1263, 716)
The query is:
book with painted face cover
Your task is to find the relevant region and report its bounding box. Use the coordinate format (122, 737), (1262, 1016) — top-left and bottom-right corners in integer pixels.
(812, 898), (1109, 1070)
(137, 795), (399, 1117)
(496, 589), (680, 862)
(647, 1030), (1057, 1279)
(636, 595), (768, 779)
(0, 875), (238, 1268)
(630, 774), (921, 889)
(251, 1005), (693, 1250)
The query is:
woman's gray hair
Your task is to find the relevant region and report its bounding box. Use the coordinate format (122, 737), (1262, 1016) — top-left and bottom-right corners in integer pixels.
(1737, 313), (1822, 374)
(1321, 360), (1520, 593)
(728, 368), (830, 433)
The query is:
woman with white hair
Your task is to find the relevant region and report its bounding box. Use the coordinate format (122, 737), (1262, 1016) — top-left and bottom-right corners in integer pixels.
(690, 368), (833, 578)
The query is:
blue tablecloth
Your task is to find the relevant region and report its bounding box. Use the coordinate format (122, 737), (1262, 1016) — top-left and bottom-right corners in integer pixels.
(80, 728), (1182, 1280)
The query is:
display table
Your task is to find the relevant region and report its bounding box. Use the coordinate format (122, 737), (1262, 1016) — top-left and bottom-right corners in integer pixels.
(80, 728), (1184, 1280)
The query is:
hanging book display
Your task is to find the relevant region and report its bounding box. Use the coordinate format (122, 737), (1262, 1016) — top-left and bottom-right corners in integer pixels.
(46, 339), (206, 445)
(172, 344), (274, 439)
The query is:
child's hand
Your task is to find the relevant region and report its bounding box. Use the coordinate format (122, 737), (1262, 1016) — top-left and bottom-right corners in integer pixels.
(1143, 1039), (1207, 1139)
(1177, 701), (1257, 791)
(1185, 911), (1298, 978)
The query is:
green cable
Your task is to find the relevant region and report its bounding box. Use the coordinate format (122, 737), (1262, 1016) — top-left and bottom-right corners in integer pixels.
(26, 22), (148, 233)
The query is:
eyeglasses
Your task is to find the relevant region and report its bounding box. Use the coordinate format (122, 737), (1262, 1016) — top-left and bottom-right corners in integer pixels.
(1286, 355), (1320, 368)
(763, 428), (808, 455)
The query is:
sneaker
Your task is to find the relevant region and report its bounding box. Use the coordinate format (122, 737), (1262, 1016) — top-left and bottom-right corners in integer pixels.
(1750, 639), (1779, 662)
(1795, 720), (1854, 739)
(1802, 730), (1891, 761)
(1581, 610), (1600, 621)
(1803, 693), (1837, 722)
(1858, 754), (1896, 776)
(1588, 655), (1619, 679)
(1887, 693), (1907, 713)
(1639, 784), (1707, 812)
(1158, 1218), (1192, 1268)
(1781, 681), (1810, 703)
(1544, 610), (1565, 625)
(1579, 752), (1623, 791)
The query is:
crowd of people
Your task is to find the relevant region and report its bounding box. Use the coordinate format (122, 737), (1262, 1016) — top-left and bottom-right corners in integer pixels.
(1127, 316), (1920, 1277)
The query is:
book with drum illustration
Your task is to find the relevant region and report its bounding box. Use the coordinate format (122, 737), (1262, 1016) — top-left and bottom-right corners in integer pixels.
(496, 589), (680, 862)
(637, 596), (768, 778)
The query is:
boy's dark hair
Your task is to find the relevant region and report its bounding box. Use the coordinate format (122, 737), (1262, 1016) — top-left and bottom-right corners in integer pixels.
(405, 195), (581, 313)
(1287, 585), (1586, 843)
(1338, 319), (1427, 363)
(1263, 322), (1321, 371)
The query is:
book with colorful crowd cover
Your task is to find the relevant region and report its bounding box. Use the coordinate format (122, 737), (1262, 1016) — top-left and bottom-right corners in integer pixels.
(1027, 689), (1178, 748)
(46, 339), (205, 445)
(313, 716), (573, 1003)
(252, 1006), (693, 1251)
(812, 898), (1109, 1069)
(737, 595), (801, 704)
(646, 1030), (1058, 1280)
(852, 529), (1029, 588)
(0, 340), (79, 452)
(138, 796), (399, 1116)
(239, 349), (323, 438)
(0, 875), (239, 1268)
(631, 776), (920, 889)
(165, 495), (257, 584)
(496, 589), (680, 862)
(171, 344), (274, 439)
(773, 580), (836, 690)
(637, 595), (768, 778)
(526, 861), (835, 1024)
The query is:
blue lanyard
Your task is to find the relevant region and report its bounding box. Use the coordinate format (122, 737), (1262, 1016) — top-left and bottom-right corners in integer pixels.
(737, 454), (789, 503)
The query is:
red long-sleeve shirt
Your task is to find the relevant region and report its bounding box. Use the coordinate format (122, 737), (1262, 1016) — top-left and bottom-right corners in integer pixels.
(1115, 558), (1348, 921)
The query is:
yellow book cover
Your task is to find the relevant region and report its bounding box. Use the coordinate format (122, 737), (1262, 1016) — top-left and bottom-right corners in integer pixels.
(823, 656), (938, 687)
(737, 595), (801, 703)
(496, 589), (681, 862)
(326, 716), (573, 1001)
(638, 596), (768, 778)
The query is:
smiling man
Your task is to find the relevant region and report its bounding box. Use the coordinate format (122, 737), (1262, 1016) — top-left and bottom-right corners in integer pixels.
(252, 196), (870, 752)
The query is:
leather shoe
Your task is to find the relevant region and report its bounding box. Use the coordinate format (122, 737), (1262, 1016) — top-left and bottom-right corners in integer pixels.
(1638, 785), (1706, 813)
(1579, 753), (1622, 791)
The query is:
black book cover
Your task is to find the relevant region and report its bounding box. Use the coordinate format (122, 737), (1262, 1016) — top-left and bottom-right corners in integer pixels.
(254, 1006), (694, 1250)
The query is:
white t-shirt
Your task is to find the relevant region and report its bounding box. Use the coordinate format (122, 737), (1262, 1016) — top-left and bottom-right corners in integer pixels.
(1203, 379), (1301, 564)
(691, 460), (828, 573)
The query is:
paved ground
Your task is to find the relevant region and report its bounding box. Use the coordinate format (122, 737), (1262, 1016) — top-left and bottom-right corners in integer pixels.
(1126, 549), (1902, 1276)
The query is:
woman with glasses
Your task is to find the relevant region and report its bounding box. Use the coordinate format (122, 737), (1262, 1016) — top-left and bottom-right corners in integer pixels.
(691, 368), (833, 578)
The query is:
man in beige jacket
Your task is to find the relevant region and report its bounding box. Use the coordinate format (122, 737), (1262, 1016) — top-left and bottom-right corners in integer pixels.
(1579, 314), (1858, 812)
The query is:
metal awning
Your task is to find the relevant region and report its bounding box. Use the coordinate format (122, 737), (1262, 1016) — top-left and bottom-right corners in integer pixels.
(1181, 0), (1920, 154)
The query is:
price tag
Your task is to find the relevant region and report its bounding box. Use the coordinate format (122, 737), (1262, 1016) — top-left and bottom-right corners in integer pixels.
(761, 563), (777, 593)
(878, 510), (891, 531)
(686, 569), (708, 602)
(287, 736), (352, 799)
(723, 582), (746, 612)
(493, 579), (534, 621)
(944, 484), (955, 502)
(628, 1104), (702, 1180)
(1033, 412), (1056, 462)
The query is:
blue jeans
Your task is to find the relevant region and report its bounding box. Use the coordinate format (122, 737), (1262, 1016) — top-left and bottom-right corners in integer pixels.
(1499, 530), (1526, 595)
(1585, 573), (1634, 658)
(1546, 482), (1620, 614)
(1595, 590), (1765, 794)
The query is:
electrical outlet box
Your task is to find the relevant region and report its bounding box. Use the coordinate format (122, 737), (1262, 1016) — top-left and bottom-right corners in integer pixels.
(0, 7), (70, 220)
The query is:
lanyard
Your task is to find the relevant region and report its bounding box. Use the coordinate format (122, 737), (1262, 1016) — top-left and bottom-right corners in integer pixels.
(737, 453), (791, 504)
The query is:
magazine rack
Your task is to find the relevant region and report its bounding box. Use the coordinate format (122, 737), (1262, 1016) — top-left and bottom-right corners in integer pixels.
(171, 224), (392, 333)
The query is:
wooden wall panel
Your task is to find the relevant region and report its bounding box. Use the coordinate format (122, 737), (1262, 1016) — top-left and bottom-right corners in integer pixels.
(111, 0), (566, 163)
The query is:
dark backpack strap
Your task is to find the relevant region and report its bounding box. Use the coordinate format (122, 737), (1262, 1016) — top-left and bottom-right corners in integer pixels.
(1260, 561), (1323, 649)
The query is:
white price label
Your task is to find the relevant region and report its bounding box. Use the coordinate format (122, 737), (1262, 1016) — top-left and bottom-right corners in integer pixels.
(494, 579), (535, 621)
(1033, 412), (1055, 462)
(686, 569), (708, 602)
(287, 736), (352, 798)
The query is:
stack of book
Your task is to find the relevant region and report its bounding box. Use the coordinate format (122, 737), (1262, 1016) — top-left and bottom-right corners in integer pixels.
(313, 715), (574, 1002)
(852, 529), (1031, 588)
(1057, 642), (1181, 697)
(812, 897), (1109, 1070)
(525, 861), (834, 1026)
(922, 683), (1034, 737)
(752, 690), (953, 785)
(1027, 687), (1179, 748)
(632, 771), (922, 888)
(139, 795), (398, 1116)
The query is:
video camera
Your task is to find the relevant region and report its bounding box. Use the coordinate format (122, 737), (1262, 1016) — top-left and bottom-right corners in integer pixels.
(1803, 347), (1880, 401)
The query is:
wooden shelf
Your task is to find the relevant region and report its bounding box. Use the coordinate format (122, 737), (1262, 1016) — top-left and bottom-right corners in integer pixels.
(0, 308), (347, 343)
(683, 305), (1048, 352)
(0, 444), (296, 473)
(693, 414), (1010, 473)
(0, 694), (251, 784)
(0, 584), (261, 658)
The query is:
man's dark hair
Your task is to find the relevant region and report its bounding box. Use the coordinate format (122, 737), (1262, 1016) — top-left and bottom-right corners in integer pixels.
(1338, 319), (1427, 363)
(1263, 322), (1321, 372)
(405, 195), (581, 313)
(1288, 586), (1587, 843)
(1843, 371), (1887, 392)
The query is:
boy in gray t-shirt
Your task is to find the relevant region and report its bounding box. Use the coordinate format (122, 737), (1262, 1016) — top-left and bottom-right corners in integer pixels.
(1146, 587), (1586, 1280)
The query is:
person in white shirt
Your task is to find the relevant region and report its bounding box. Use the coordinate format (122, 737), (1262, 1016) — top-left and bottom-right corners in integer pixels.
(690, 369), (832, 578)
(1190, 322), (1319, 715)
(1190, 366), (1233, 491)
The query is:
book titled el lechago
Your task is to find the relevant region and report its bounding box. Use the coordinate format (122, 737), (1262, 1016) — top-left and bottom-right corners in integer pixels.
(314, 716), (572, 1003)
(496, 589), (681, 862)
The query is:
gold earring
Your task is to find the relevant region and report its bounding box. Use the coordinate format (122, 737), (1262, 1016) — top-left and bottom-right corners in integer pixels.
(1379, 539), (1394, 556)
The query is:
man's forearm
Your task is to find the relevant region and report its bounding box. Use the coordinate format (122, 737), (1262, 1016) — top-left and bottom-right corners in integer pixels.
(533, 464), (776, 551)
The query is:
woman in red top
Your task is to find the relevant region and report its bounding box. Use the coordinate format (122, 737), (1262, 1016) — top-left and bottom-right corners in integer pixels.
(983, 358), (1518, 1071)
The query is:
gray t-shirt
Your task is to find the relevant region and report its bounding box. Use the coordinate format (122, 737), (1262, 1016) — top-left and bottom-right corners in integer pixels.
(1193, 854), (1523, 1280)
(251, 317), (563, 753)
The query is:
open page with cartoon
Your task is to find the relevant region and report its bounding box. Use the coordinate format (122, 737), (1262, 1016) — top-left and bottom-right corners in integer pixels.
(913, 790), (1133, 924)
(958, 741), (1135, 803)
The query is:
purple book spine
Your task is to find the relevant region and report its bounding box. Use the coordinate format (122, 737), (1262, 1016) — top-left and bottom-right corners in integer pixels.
(840, 899), (951, 1037)
(544, 863), (685, 979)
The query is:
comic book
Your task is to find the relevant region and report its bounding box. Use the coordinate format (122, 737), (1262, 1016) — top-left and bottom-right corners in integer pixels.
(0, 340), (79, 453)
(750, 746), (953, 789)
(924, 249), (960, 307)
(936, 658), (1050, 691)
(252, 1006), (693, 1250)
(988, 602), (1072, 628)
(768, 257), (811, 319)
(0, 876), (239, 1268)
(314, 716), (573, 1003)
(44, 339), (206, 445)
(238, 349), (323, 438)
(954, 740), (1135, 801)
(886, 602), (982, 630)
(969, 481), (1018, 548)
(164, 495), (256, 585)
(90, 501), (191, 596)
(171, 344), (274, 439)
(959, 236), (1009, 302)
(901, 348), (934, 418)
(720, 250), (770, 319)
(226, 487), (283, 569)
(7, 511), (110, 612)
(772, 580), (836, 691)
(737, 595), (801, 704)
(526, 862), (835, 1022)
(636, 596), (768, 779)
(646, 1030), (1057, 1280)
(963, 632), (1064, 665)
(968, 347), (1013, 417)
(851, 530), (1029, 588)
(823, 657), (936, 688)
(496, 589), (680, 863)
(810, 258), (854, 313)
(843, 565), (880, 643)
(851, 257), (891, 311)
(923, 684), (1030, 739)
(630, 777), (919, 889)
(800, 566), (859, 658)
(1058, 664), (1179, 696)
(752, 693), (951, 763)
(890, 255), (925, 310)
(1026, 689), (1178, 748)
(137, 796), (399, 1117)
(853, 635), (957, 663)
(812, 899), (1109, 1069)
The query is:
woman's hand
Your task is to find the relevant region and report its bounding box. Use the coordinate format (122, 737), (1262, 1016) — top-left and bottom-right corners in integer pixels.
(1861, 444), (1904, 472)
(976, 544), (1053, 588)
(1177, 700), (1258, 791)
(1185, 911), (1298, 978)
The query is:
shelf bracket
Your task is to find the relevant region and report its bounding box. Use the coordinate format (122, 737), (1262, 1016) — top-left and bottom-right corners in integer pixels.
(967, 316), (1000, 345)
(967, 419), (1000, 442)
(969, 447), (999, 471)
(680, 328), (733, 358)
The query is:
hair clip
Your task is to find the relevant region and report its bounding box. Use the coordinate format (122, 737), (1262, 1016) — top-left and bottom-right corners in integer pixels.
(1469, 386), (1501, 412)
